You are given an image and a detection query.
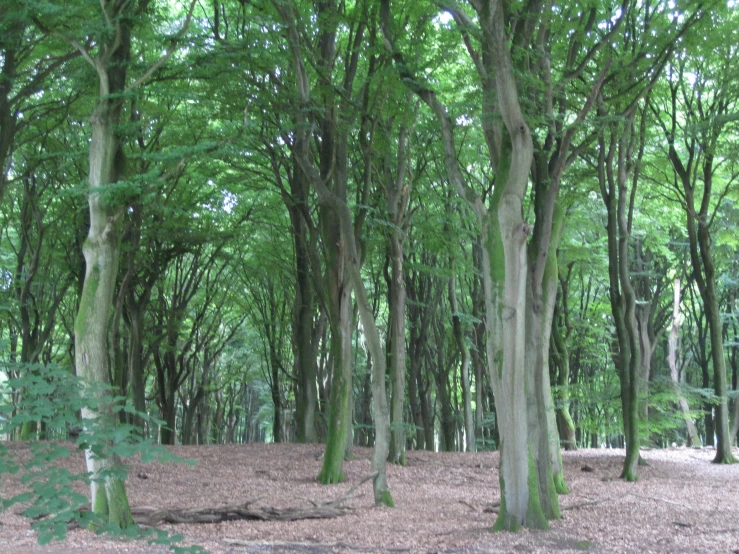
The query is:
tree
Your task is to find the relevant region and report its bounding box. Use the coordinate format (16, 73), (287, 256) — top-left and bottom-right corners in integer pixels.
(67, 0), (196, 525)
(651, 21), (739, 461)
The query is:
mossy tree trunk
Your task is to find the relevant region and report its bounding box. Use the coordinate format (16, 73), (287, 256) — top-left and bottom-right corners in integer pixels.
(382, 0), (551, 529)
(71, 0), (196, 521)
(297, 116), (395, 506)
(274, 0), (375, 481)
(73, 0), (135, 527)
(525, 201), (567, 508)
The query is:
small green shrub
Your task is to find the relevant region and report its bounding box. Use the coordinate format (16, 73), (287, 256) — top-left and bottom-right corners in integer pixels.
(0, 363), (204, 553)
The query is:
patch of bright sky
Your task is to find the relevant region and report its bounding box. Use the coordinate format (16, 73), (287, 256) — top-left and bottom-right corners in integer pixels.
(435, 11), (454, 27)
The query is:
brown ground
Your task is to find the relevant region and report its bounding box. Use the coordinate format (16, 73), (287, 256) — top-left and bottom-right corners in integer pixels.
(2, 443), (739, 554)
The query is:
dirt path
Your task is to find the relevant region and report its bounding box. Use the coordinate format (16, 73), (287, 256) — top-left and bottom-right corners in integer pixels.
(2, 443), (739, 553)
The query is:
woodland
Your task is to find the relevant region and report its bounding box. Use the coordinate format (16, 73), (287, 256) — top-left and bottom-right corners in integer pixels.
(1, 0), (739, 542)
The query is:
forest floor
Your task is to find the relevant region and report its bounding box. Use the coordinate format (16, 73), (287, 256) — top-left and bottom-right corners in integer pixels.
(2, 442), (739, 554)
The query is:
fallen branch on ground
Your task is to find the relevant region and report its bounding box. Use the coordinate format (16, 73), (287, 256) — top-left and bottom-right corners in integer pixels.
(130, 473), (377, 526)
(564, 492), (683, 511)
(223, 539), (410, 552)
(33, 473), (378, 528)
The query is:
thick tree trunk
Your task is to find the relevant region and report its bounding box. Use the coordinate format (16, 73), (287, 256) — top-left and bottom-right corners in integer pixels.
(526, 202), (568, 505)
(71, 2), (146, 525)
(75, 99), (133, 529)
(381, 0), (553, 529)
(319, 285), (353, 483)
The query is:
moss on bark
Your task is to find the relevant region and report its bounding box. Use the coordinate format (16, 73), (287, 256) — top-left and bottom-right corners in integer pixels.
(106, 477), (135, 528)
(377, 489), (395, 508)
(525, 452), (550, 529)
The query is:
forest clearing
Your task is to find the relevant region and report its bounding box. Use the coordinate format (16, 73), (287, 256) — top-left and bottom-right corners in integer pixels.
(4, 0), (739, 547)
(2, 443), (739, 554)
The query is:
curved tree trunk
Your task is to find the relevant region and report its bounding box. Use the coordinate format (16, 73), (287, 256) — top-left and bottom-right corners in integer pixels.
(551, 305), (577, 451)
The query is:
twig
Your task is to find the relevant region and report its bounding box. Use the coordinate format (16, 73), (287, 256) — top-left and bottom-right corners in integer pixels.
(458, 500), (477, 511)
(630, 494), (683, 506)
(323, 472), (377, 507)
(564, 492), (683, 512)
(124, 0), (199, 93)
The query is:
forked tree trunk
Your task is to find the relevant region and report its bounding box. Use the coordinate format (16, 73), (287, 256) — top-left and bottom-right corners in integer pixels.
(599, 114), (641, 481)
(669, 145), (735, 463)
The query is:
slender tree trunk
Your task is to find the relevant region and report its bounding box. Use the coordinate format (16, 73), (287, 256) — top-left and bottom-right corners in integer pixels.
(287, 151), (318, 444)
(386, 126), (411, 464)
(551, 305), (576, 451)
(387, 233), (407, 463)
(668, 279), (699, 446)
(126, 303), (147, 431)
(450, 277), (475, 452)
(702, 256), (735, 462)
(675, 161), (734, 461)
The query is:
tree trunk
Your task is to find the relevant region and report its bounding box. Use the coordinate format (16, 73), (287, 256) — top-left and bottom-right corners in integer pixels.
(672, 155), (734, 461)
(74, 34), (134, 526)
(526, 201), (567, 505)
(668, 279), (699, 446)
(381, 0), (554, 529)
(387, 230), (408, 463)
(599, 116), (641, 482)
(701, 248), (734, 463)
(551, 305), (576, 451)
(126, 303), (147, 432)
(450, 277), (475, 452)
(386, 125), (411, 464)
(287, 148), (318, 444)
